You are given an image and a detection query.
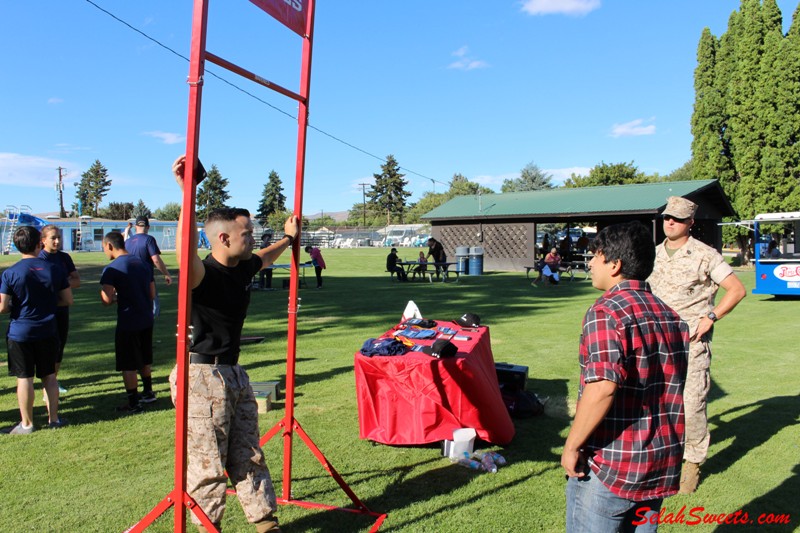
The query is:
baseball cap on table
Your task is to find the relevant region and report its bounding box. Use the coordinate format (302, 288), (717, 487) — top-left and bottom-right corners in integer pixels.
(662, 196), (697, 220)
(422, 339), (458, 358)
(135, 216), (150, 227)
(455, 313), (481, 328)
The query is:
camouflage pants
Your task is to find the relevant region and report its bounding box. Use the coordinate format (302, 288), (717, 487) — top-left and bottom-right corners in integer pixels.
(683, 339), (711, 464)
(170, 363), (277, 526)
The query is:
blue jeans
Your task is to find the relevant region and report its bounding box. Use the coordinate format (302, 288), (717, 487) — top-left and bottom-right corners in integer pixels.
(566, 471), (662, 533)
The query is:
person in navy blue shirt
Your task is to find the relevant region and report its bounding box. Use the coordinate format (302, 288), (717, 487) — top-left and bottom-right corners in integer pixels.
(1, 226), (72, 434)
(99, 231), (156, 413)
(125, 216), (171, 318)
(38, 224), (81, 394)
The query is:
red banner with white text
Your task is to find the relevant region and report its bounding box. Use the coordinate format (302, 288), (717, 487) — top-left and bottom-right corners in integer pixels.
(250, 0), (307, 36)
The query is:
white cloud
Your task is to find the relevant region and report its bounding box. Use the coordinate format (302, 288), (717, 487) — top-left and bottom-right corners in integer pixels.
(143, 131), (185, 145)
(47, 97), (63, 105)
(520, 0), (600, 16)
(545, 167), (593, 185)
(0, 153), (75, 187)
(447, 45), (489, 71)
(610, 118), (656, 138)
(52, 143), (92, 154)
(472, 173), (514, 189)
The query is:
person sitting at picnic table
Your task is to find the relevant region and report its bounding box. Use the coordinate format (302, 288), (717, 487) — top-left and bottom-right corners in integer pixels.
(411, 251), (428, 280)
(386, 247), (407, 281)
(535, 247), (562, 285)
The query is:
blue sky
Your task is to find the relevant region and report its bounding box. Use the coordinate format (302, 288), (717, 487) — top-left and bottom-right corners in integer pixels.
(2, 0), (798, 218)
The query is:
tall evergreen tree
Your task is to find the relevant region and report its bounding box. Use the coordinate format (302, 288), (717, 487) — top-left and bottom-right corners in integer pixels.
(74, 159), (112, 216)
(777, 5), (800, 211)
(691, 28), (729, 182)
(133, 199), (151, 219)
(727, 0), (766, 219)
(367, 155), (412, 225)
(196, 164), (230, 221)
(256, 170), (287, 223)
(501, 162), (554, 192)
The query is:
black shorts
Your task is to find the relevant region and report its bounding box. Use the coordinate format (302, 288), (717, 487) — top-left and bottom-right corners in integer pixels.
(115, 327), (154, 371)
(7, 337), (59, 379)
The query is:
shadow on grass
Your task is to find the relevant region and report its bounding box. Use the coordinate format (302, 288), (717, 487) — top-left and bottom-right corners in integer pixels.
(275, 378), (571, 532)
(713, 463), (799, 532)
(705, 395), (800, 480)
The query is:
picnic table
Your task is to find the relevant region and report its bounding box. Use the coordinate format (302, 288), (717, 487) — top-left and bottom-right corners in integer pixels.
(524, 254), (592, 282)
(398, 261), (460, 283)
(253, 262), (312, 289)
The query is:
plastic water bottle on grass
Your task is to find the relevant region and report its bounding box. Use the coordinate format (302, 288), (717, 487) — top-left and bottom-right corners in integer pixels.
(488, 451), (507, 466)
(453, 456), (482, 471)
(477, 453), (497, 473)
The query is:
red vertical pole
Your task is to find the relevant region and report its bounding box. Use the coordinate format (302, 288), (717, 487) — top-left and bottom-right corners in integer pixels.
(282, 0), (316, 499)
(174, 0), (210, 530)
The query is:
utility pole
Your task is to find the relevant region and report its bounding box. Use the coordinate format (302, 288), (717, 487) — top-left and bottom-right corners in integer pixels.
(56, 167), (67, 217)
(359, 183), (369, 227)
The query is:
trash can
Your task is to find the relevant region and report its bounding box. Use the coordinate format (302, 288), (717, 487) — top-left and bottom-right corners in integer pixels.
(468, 246), (484, 276)
(455, 246), (470, 275)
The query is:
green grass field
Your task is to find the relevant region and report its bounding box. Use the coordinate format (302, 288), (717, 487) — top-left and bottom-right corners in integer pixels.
(0, 248), (797, 532)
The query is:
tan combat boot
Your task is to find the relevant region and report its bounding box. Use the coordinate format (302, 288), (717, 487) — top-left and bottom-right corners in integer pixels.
(679, 461), (701, 494)
(254, 516), (282, 533)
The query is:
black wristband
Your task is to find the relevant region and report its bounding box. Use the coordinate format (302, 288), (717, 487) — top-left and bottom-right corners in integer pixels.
(284, 234), (295, 246)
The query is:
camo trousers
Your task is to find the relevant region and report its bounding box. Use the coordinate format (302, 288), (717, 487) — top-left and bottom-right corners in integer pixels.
(170, 363), (277, 525)
(683, 339), (711, 464)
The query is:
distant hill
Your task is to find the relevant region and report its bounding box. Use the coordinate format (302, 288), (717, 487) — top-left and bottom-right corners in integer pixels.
(307, 210), (348, 222)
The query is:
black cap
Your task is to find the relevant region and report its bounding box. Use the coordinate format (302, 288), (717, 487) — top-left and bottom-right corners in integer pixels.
(455, 313), (481, 328)
(135, 216), (149, 227)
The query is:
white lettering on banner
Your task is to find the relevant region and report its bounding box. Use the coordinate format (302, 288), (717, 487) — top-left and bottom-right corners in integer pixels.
(773, 264), (800, 281)
(284, 0), (302, 11)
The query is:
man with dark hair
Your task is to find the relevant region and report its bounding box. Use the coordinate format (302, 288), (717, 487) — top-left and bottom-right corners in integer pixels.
(171, 155), (298, 533)
(39, 224), (81, 394)
(562, 221), (689, 531)
(648, 196), (746, 494)
(386, 247), (407, 281)
(99, 231), (156, 413)
(125, 215), (172, 317)
(426, 237), (448, 279)
(1, 226), (72, 433)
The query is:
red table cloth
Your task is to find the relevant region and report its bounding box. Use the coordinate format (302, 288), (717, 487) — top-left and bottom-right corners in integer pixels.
(354, 321), (515, 446)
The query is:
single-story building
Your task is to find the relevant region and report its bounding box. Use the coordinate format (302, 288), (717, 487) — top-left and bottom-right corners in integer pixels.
(421, 179), (735, 272)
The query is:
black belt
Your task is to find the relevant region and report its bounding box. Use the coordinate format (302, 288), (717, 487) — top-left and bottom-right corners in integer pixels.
(189, 353), (238, 366)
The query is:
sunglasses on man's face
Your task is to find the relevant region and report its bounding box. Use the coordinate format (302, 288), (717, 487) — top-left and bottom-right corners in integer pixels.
(663, 215), (690, 223)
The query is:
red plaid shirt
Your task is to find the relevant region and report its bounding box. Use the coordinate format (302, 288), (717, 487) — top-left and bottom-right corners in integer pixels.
(579, 280), (689, 500)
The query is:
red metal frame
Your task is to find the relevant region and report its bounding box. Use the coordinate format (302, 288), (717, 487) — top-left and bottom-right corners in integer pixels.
(128, 1), (386, 531)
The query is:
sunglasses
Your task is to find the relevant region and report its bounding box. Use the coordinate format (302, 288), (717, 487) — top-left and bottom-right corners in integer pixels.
(663, 215), (690, 223)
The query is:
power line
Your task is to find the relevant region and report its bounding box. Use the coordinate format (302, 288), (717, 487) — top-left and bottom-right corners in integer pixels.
(82, 0), (451, 190)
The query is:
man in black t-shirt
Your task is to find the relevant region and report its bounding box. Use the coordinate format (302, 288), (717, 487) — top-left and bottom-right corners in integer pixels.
(171, 155), (299, 533)
(426, 237), (448, 279)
